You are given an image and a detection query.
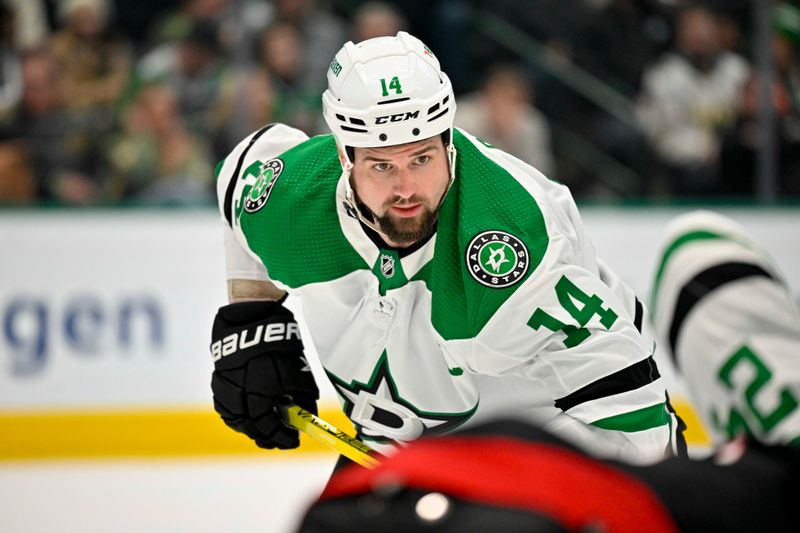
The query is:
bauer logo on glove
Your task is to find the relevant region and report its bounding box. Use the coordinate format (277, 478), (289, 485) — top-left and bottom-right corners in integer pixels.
(210, 322), (302, 362)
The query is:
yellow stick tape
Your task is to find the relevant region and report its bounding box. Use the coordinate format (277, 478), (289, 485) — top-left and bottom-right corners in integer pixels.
(281, 405), (379, 468)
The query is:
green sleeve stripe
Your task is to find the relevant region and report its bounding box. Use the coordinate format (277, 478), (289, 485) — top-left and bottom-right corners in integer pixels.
(650, 230), (728, 312)
(590, 403), (670, 432)
(789, 435), (800, 446)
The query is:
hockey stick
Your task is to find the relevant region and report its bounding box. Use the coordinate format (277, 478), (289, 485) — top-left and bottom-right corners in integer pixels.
(279, 404), (380, 469)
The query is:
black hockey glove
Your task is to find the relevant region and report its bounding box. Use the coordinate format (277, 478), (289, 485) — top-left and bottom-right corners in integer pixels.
(210, 300), (319, 449)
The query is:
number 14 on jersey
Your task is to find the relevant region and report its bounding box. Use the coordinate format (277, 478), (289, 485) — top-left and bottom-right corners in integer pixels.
(528, 275), (618, 348)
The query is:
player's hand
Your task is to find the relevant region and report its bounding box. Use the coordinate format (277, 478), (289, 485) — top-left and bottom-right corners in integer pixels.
(210, 300), (319, 449)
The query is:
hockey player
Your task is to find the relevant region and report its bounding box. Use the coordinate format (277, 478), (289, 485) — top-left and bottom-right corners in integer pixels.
(211, 32), (680, 463)
(650, 210), (800, 447)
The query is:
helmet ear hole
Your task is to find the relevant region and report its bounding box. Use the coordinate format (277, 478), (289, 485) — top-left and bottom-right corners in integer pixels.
(345, 146), (355, 163)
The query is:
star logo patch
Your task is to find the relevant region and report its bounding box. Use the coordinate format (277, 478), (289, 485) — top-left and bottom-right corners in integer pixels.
(326, 351), (477, 444)
(466, 230), (530, 288)
(244, 158), (283, 213)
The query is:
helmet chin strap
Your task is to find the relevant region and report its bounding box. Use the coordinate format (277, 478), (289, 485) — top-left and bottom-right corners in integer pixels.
(337, 134), (458, 243)
(340, 165), (385, 236)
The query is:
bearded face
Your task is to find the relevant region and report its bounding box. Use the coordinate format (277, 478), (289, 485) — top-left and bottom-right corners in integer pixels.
(350, 136), (450, 247)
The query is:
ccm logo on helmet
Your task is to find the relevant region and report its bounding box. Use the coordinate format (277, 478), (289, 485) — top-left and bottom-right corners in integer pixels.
(375, 111), (419, 124)
(211, 323), (301, 362)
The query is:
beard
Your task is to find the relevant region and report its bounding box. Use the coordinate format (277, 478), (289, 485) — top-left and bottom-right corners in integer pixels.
(374, 200), (438, 245)
(354, 190), (439, 246)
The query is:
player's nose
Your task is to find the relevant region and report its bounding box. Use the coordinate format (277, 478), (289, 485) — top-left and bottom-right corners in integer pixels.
(392, 168), (417, 199)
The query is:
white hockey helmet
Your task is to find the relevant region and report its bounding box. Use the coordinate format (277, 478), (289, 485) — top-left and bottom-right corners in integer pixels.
(322, 31), (457, 172)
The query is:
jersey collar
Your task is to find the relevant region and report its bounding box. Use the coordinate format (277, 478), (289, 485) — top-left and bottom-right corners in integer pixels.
(336, 176), (436, 281)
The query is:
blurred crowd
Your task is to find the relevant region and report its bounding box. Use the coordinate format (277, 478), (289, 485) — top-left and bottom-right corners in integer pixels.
(0, 0), (797, 206)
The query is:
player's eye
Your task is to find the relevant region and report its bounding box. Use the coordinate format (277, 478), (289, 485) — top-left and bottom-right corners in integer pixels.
(414, 155), (432, 165)
(372, 162), (392, 172)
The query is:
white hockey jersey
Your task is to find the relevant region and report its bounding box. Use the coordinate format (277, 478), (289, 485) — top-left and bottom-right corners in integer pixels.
(217, 124), (677, 462)
(651, 211), (800, 448)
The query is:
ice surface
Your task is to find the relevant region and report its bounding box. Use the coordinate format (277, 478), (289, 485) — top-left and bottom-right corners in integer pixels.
(0, 455), (337, 533)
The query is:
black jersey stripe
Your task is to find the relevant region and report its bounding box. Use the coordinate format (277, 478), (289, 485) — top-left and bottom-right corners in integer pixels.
(634, 297), (644, 333)
(223, 123), (276, 227)
(667, 262), (774, 367)
(554, 356), (661, 412)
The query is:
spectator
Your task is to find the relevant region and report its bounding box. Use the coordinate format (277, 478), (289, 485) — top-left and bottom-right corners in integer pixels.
(10, 48), (99, 204)
(0, 137), (33, 202)
(578, 0), (669, 97)
(636, 5), (750, 195)
(49, 0), (131, 113)
(213, 66), (277, 160)
(0, 4), (22, 126)
(4, 0), (49, 50)
(137, 21), (229, 139)
(352, 2), (407, 42)
(105, 83), (213, 204)
(257, 21), (319, 133)
(456, 64), (555, 176)
(149, 0), (233, 45)
(719, 2), (800, 197)
(44, 0), (130, 204)
(147, 0), (270, 61)
(269, 0), (347, 94)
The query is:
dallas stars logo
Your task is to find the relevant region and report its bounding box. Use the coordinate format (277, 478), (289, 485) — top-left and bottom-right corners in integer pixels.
(486, 246), (510, 273)
(244, 158), (283, 213)
(326, 352), (477, 444)
(466, 230), (530, 288)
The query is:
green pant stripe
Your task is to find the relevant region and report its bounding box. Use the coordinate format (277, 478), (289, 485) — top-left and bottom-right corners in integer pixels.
(650, 230), (728, 313)
(591, 403), (670, 432)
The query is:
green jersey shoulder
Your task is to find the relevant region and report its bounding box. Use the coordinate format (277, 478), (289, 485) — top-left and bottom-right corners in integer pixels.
(237, 134), (369, 287)
(217, 124), (368, 288)
(427, 129), (551, 340)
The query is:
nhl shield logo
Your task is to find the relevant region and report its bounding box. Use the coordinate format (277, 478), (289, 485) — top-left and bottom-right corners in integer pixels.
(466, 230), (529, 288)
(244, 158), (284, 213)
(380, 254), (395, 278)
